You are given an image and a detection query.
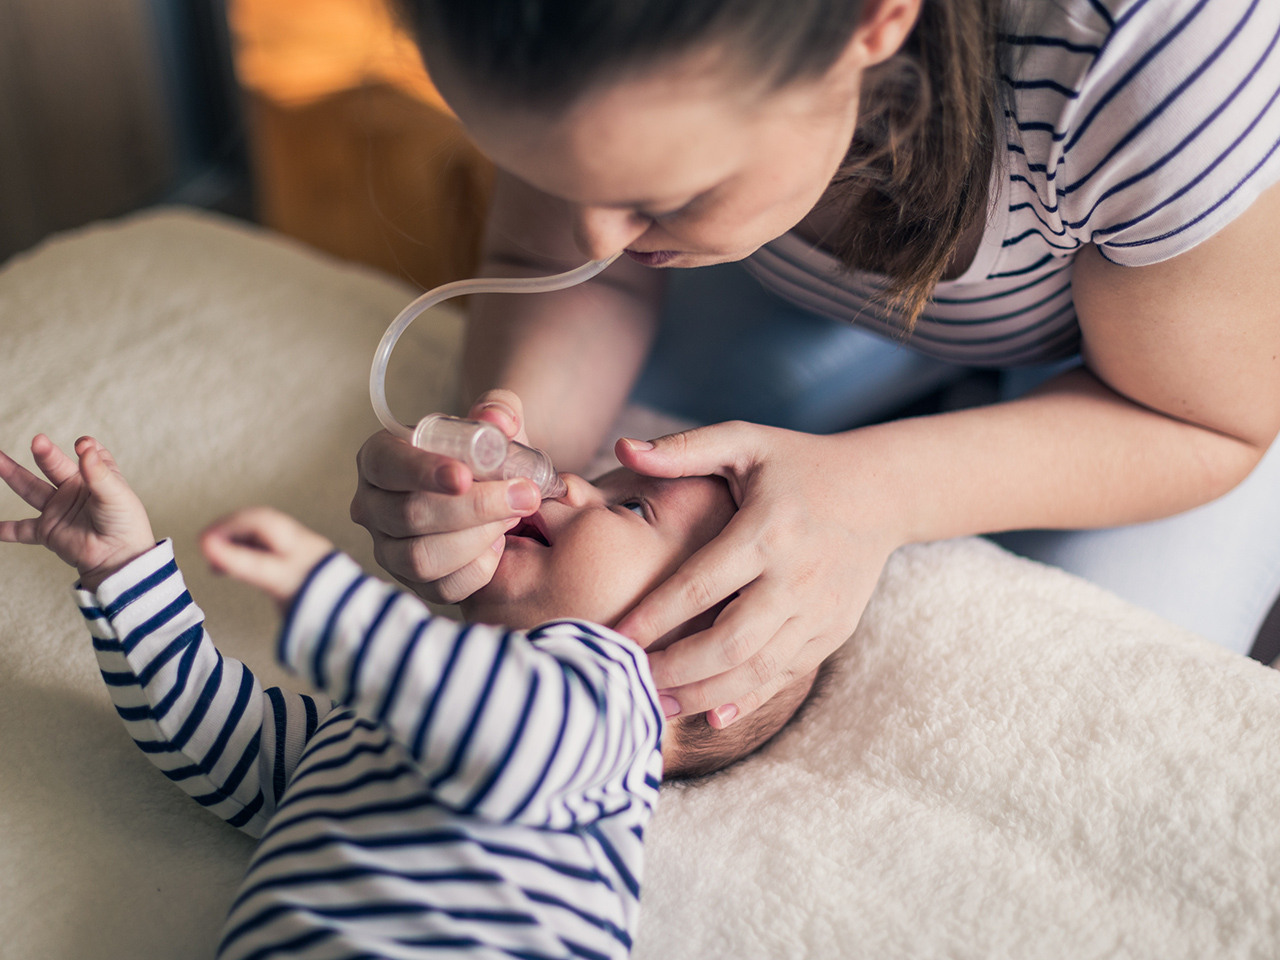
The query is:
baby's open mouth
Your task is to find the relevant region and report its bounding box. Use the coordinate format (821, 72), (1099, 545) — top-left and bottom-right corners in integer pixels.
(508, 513), (551, 546)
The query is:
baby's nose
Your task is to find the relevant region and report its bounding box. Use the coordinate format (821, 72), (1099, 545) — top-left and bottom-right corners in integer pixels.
(556, 473), (602, 508)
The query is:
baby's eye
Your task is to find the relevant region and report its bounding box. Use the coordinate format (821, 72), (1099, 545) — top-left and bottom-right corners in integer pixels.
(621, 500), (646, 518)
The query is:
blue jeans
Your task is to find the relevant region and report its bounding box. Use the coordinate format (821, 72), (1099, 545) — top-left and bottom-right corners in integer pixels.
(632, 261), (1280, 656)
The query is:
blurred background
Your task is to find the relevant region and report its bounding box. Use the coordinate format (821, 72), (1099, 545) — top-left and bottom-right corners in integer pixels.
(0, 0), (493, 289)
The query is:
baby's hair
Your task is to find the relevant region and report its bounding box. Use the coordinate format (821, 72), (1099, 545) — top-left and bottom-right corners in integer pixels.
(664, 654), (838, 781)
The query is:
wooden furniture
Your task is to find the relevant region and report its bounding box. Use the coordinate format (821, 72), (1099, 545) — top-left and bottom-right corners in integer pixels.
(229, 0), (493, 288)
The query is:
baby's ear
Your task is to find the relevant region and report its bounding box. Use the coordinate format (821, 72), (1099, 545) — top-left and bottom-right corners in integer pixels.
(644, 593), (737, 652)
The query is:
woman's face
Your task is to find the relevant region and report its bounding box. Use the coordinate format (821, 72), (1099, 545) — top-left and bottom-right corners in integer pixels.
(435, 46), (870, 267)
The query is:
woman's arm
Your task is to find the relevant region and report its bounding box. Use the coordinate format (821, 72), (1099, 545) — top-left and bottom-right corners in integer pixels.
(349, 172), (665, 602)
(466, 170), (667, 470)
(618, 181), (1280, 723)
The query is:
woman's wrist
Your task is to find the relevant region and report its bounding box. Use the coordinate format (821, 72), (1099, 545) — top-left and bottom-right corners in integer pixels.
(818, 426), (922, 552)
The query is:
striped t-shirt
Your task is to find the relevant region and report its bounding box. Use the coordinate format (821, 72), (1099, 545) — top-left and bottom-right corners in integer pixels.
(76, 541), (664, 960)
(746, 0), (1280, 366)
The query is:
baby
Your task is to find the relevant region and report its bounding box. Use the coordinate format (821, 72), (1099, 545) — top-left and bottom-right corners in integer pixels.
(0, 434), (824, 960)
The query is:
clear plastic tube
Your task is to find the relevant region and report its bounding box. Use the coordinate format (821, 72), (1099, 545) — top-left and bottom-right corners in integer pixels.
(370, 254), (619, 499)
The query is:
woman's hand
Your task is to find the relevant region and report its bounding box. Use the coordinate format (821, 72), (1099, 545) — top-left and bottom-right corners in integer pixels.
(349, 389), (544, 604)
(0, 434), (156, 592)
(615, 421), (904, 728)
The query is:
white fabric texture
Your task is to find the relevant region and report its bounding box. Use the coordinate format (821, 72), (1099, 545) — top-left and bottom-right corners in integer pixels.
(1, 209), (1278, 960)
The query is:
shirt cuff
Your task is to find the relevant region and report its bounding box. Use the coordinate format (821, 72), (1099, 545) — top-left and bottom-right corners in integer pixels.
(72, 539), (174, 612)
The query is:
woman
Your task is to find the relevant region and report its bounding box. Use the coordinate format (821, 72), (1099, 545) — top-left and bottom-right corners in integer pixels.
(351, 0), (1280, 728)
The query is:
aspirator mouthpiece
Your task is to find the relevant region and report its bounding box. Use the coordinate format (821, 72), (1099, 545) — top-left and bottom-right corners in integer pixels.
(412, 414), (567, 500)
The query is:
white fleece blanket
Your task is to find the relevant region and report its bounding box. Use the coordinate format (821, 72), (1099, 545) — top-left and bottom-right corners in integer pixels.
(0, 210), (1277, 960)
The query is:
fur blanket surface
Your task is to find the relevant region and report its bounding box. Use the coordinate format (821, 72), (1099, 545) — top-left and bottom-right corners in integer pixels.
(0, 210), (1276, 960)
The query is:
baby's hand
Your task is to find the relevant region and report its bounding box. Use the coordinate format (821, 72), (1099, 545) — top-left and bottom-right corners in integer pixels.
(200, 507), (335, 611)
(0, 435), (157, 592)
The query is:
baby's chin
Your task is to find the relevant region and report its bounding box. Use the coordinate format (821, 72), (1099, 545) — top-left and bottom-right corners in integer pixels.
(461, 567), (627, 631)
(460, 582), (535, 629)
(456, 537), (544, 625)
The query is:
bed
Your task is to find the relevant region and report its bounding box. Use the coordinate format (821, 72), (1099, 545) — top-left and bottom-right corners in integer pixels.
(1, 209), (1277, 959)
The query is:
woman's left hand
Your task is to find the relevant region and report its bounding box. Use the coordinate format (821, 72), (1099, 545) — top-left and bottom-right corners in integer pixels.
(614, 420), (903, 728)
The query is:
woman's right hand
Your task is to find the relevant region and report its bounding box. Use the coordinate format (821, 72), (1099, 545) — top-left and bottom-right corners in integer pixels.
(350, 390), (544, 604)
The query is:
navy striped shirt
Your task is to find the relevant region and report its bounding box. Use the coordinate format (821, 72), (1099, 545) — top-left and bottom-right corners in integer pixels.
(746, 0), (1280, 365)
(76, 541), (663, 960)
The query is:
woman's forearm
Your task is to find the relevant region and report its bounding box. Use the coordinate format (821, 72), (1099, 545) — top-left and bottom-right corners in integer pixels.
(461, 170), (666, 471)
(851, 366), (1270, 548)
(463, 259), (663, 471)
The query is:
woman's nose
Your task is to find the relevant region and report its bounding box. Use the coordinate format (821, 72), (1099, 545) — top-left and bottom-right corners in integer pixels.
(572, 207), (651, 260)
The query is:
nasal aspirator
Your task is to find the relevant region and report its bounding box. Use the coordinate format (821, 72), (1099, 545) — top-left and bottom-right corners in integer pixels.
(412, 413), (565, 500)
(370, 254), (620, 500)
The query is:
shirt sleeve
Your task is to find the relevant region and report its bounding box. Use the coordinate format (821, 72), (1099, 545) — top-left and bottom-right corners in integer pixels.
(1056, 0), (1280, 266)
(278, 552), (665, 830)
(76, 540), (331, 839)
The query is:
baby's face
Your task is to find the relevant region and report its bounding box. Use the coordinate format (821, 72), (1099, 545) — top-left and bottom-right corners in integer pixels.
(460, 468), (735, 635)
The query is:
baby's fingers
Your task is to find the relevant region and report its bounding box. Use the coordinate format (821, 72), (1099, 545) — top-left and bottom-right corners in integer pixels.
(30, 434), (79, 487)
(0, 449), (56, 511)
(75, 437), (124, 479)
(75, 439), (134, 501)
(0, 518), (41, 545)
(202, 530), (299, 603)
(203, 507), (333, 563)
(201, 508), (334, 605)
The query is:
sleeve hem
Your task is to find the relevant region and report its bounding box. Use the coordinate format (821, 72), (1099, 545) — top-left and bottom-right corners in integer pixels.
(1092, 151), (1280, 268)
(89, 540), (176, 610)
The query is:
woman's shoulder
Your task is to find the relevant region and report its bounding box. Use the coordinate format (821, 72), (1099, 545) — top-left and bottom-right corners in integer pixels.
(998, 0), (1280, 268)
(1002, 0), (1272, 107)
(1007, 0), (1257, 43)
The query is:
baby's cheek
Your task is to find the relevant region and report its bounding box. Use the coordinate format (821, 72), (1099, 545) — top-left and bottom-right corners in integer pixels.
(549, 543), (655, 627)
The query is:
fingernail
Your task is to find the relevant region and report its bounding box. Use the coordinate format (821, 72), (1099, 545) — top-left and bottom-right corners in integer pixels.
(659, 695), (681, 718)
(712, 704), (738, 727)
(621, 438), (655, 452)
(507, 482), (539, 512)
(491, 537), (504, 555)
(476, 401), (516, 423)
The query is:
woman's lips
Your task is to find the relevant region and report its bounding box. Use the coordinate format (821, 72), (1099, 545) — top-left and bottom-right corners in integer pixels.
(624, 249), (679, 267)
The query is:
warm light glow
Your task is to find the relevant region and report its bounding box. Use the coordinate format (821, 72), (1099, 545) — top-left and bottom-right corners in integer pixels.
(228, 0), (451, 113)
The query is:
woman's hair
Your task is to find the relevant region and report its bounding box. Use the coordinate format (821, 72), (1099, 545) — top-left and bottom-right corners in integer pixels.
(394, 0), (1004, 327)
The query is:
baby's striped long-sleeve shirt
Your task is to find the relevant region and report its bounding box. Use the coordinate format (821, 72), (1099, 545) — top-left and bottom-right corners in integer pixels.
(76, 541), (664, 960)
